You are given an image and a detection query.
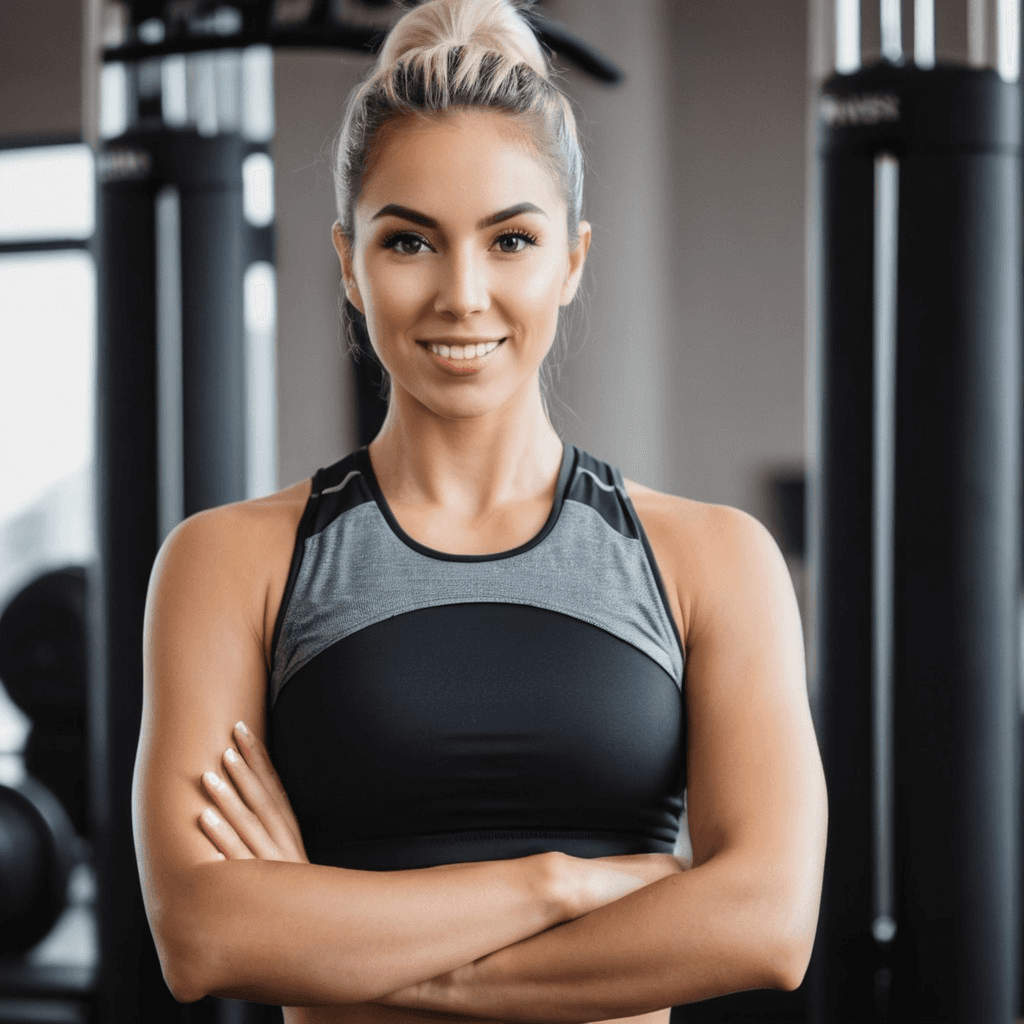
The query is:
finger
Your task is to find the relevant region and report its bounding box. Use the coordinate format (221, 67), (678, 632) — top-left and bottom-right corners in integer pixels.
(233, 721), (293, 809)
(202, 769), (278, 859)
(221, 747), (301, 856)
(232, 722), (306, 853)
(196, 813), (226, 860)
(199, 805), (255, 860)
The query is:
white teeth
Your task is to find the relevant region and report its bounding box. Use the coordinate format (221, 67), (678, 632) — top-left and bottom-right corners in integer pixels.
(427, 339), (501, 360)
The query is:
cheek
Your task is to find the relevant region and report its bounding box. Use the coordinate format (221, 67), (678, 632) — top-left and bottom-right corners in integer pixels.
(363, 262), (431, 331)
(501, 253), (567, 314)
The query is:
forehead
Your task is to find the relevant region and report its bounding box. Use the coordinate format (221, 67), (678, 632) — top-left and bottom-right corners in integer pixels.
(357, 109), (566, 222)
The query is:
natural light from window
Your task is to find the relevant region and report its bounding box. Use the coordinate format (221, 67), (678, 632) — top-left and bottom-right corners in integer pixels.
(0, 142), (96, 766)
(0, 144), (94, 243)
(0, 251), (96, 525)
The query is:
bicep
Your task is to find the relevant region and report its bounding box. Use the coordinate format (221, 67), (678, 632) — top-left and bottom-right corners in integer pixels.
(682, 506), (826, 894)
(133, 509), (269, 935)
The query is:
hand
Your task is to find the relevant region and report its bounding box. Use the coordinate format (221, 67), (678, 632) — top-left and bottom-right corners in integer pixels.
(591, 852), (691, 884)
(374, 962), (471, 1012)
(554, 851), (688, 920)
(198, 720), (309, 864)
(375, 854), (689, 1011)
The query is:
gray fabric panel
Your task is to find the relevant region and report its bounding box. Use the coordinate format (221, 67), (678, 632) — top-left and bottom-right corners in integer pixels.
(270, 496), (684, 706)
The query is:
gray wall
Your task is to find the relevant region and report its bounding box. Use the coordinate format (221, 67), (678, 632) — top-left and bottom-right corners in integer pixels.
(0, 0), (86, 140)
(547, 0), (808, 517)
(665, 1), (808, 517)
(273, 49), (368, 487)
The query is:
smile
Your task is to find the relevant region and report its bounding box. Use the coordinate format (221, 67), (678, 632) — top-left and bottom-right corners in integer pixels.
(419, 338), (505, 373)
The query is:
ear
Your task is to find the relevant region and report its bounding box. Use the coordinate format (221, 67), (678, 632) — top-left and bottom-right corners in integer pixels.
(559, 220), (592, 306)
(332, 221), (365, 314)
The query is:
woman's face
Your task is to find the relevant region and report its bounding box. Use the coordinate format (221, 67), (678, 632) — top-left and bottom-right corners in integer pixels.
(334, 108), (590, 422)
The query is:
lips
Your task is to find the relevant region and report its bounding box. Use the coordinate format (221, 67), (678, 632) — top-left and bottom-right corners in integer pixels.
(418, 337), (505, 373)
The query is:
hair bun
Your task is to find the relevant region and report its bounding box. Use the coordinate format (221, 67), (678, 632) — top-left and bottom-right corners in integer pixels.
(334, 0), (584, 249)
(376, 0), (549, 82)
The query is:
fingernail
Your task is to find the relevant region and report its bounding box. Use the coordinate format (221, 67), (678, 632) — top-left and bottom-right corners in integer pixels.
(235, 720), (249, 736)
(202, 807), (221, 826)
(204, 771), (223, 789)
(224, 748), (239, 764)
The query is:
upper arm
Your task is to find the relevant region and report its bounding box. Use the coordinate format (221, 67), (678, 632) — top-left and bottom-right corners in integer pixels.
(133, 506), (271, 971)
(680, 504), (827, 971)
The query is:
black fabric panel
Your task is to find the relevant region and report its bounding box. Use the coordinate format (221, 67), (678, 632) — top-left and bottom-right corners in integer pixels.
(268, 490), (319, 672)
(569, 449), (637, 539)
(268, 603), (685, 871)
(309, 453), (375, 535)
(293, 830), (677, 873)
(269, 450), (374, 678)
(618, 483), (688, 679)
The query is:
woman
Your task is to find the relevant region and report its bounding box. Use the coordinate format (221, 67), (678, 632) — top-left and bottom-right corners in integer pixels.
(133, 1), (827, 1020)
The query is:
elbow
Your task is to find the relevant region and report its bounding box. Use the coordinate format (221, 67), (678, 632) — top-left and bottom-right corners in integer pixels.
(766, 901), (819, 993)
(163, 959), (208, 1005)
(159, 902), (227, 1005)
(155, 928), (214, 1004)
(773, 935), (813, 992)
(146, 879), (220, 1003)
(748, 873), (820, 993)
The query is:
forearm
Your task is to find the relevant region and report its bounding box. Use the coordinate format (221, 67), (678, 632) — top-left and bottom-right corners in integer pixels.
(381, 852), (805, 1022)
(162, 853), (564, 1005)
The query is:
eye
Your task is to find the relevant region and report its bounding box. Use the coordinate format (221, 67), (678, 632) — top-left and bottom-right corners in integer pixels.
(382, 230), (432, 255)
(494, 230), (538, 254)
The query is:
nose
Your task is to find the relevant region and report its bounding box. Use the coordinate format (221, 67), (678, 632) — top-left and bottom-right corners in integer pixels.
(434, 246), (490, 319)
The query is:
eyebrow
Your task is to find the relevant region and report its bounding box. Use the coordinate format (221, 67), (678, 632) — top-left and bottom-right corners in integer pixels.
(370, 202), (547, 230)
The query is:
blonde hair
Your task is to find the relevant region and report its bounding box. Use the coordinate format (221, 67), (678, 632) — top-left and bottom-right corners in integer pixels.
(333, 0), (585, 245)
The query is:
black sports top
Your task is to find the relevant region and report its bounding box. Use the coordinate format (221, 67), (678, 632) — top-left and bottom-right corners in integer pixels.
(266, 443), (687, 871)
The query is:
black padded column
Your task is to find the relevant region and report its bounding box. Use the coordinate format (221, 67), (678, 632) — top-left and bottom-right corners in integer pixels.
(807, 146), (879, 1024)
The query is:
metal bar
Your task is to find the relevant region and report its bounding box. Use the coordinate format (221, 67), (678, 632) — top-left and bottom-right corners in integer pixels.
(871, 152), (898, 949)
(0, 239), (91, 255)
(837, 0), (862, 72)
(155, 185), (183, 544)
(881, 0), (904, 61)
(914, 0), (936, 67)
(100, 16), (625, 84)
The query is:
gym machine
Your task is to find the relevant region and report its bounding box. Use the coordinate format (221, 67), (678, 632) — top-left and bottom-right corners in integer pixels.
(808, 1), (1022, 1021)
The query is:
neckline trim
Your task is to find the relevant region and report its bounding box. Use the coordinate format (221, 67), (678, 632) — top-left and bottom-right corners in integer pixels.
(356, 442), (577, 563)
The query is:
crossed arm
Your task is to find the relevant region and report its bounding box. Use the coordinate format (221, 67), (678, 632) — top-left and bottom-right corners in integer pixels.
(134, 497), (827, 1016)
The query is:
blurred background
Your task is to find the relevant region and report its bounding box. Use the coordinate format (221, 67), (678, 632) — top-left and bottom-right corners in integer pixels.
(3, 0), (1019, 1022)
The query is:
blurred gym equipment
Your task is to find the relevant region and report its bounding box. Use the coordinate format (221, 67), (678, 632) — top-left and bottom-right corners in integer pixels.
(0, 568), (95, 1022)
(808, 1), (1021, 1021)
(0, 567), (91, 838)
(0, 777), (77, 957)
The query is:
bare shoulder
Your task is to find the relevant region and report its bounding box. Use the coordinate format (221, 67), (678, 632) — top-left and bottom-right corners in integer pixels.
(149, 477), (313, 671)
(621, 477), (784, 651)
(623, 476), (773, 541)
(154, 478), (311, 585)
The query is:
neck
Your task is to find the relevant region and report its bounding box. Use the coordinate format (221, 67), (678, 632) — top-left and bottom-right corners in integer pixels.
(367, 387), (564, 519)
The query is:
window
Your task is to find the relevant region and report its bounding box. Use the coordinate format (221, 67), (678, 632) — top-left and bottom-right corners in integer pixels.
(0, 139), (97, 780)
